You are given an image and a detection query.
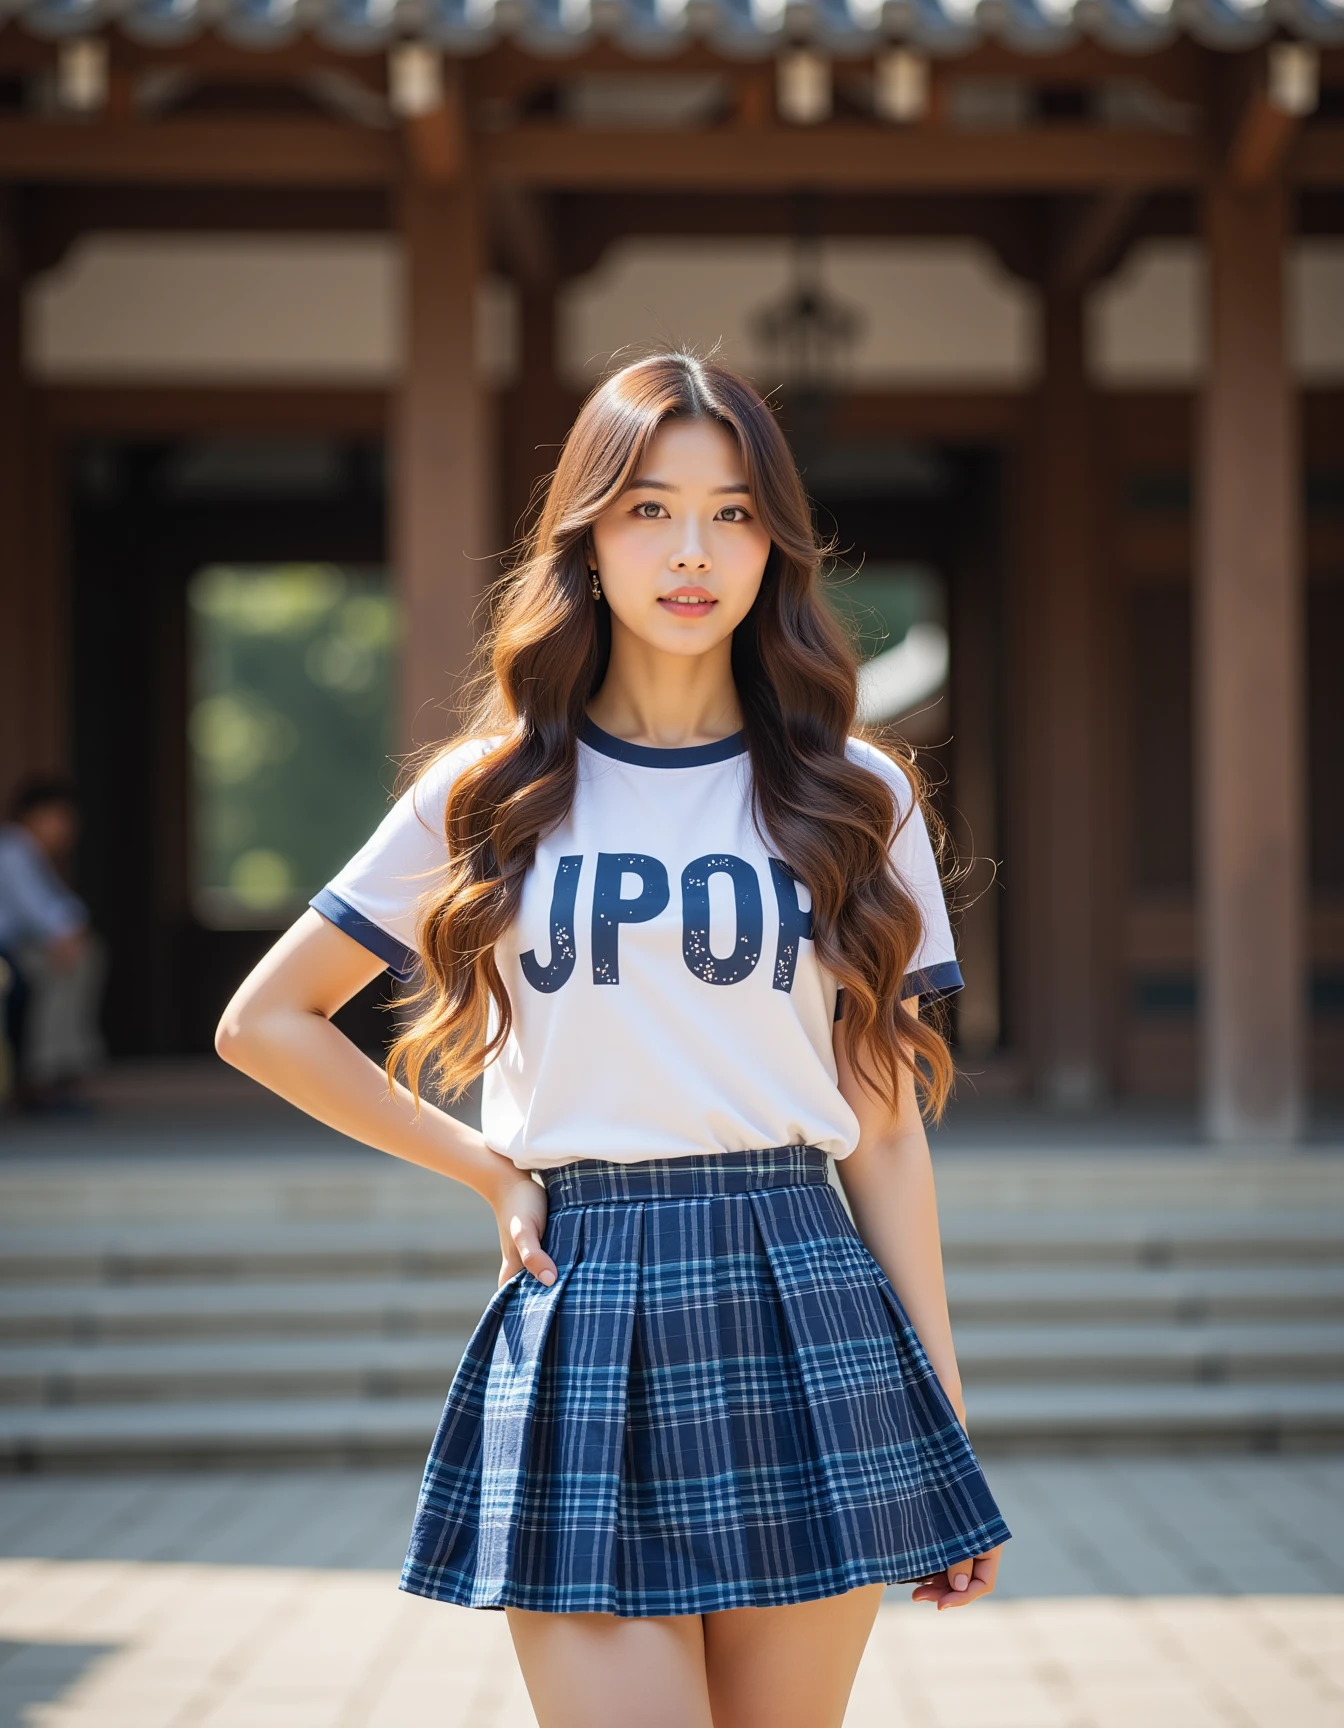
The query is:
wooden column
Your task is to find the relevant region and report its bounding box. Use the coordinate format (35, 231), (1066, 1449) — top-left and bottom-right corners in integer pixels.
(395, 178), (493, 748)
(495, 188), (570, 550)
(0, 190), (64, 805)
(503, 277), (566, 547)
(949, 454), (1003, 1061)
(1195, 172), (1304, 1141)
(0, 190), (27, 808)
(1027, 281), (1107, 1105)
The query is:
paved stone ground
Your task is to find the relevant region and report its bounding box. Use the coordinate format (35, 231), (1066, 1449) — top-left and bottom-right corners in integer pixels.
(0, 1457), (1340, 1727)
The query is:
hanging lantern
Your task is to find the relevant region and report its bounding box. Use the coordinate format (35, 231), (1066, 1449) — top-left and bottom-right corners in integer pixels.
(750, 204), (863, 467)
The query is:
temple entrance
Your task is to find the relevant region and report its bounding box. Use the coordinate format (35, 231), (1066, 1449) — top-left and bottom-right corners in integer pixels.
(808, 434), (1009, 1065)
(67, 428), (394, 1057)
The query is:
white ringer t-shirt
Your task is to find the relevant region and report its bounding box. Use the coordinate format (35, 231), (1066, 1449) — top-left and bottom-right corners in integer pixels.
(311, 715), (963, 1170)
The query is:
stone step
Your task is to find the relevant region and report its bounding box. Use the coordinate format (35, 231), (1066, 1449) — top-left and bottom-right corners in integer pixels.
(0, 1335), (476, 1404)
(946, 1264), (1344, 1322)
(3, 1152), (1342, 1228)
(0, 1396), (444, 1469)
(0, 1221), (499, 1285)
(961, 1382), (1344, 1452)
(0, 1275), (498, 1342)
(2, 1322), (1341, 1407)
(3, 1381), (1343, 1470)
(939, 1210), (1344, 1265)
(5, 1262), (1341, 1343)
(939, 1216), (1340, 1271)
(951, 1322), (1344, 1382)
(1, 1209), (1338, 1284)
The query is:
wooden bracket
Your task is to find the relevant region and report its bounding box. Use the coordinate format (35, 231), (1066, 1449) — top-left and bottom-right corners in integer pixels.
(491, 184), (553, 288)
(735, 68), (773, 131)
(1228, 43), (1319, 191)
(391, 49), (465, 184)
(1050, 189), (1145, 297)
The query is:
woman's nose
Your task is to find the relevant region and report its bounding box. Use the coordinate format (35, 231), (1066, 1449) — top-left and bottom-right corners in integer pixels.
(671, 535), (711, 572)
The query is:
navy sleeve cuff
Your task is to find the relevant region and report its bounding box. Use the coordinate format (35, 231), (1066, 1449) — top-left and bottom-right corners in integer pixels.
(310, 889), (419, 982)
(833, 960), (964, 1020)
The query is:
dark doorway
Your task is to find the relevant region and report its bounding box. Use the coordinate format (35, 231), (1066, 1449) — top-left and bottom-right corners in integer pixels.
(69, 433), (397, 1059)
(806, 437), (1009, 1056)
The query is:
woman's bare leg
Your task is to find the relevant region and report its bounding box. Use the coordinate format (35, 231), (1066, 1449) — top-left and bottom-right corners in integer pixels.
(505, 1607), (715, 1728)
(702, 1583), (885, 1728)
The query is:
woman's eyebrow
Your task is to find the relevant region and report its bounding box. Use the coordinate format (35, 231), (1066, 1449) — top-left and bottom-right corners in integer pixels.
(628, 477), (751, 494)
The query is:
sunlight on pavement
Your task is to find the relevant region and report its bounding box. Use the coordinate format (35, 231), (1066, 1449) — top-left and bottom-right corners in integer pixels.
(0, 1560), (1340, 1728)
(1, 1460), (1341, 1726)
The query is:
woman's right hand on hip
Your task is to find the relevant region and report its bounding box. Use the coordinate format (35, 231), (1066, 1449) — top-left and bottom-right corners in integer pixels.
(491, 1171), (558, 1288)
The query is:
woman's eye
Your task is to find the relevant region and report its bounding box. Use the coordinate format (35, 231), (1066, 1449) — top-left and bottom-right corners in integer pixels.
(634, 500), (665, 519)
(717, 506), (750, 523)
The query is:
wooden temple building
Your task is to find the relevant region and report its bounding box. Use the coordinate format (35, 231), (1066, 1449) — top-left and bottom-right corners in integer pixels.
(0, 0), (1341, 1138)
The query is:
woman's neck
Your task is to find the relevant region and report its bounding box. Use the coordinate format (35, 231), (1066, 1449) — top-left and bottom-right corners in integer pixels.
(586, 636), (742, 749)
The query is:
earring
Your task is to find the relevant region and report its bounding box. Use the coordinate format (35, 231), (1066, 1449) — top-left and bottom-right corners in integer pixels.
(589, 566), (602, 600)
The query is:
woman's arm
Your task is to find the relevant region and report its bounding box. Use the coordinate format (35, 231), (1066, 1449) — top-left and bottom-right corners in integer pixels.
(835, 997), (1003, 1610)
(215, 909), (558, 1286)
(831, 995), (965, 1426)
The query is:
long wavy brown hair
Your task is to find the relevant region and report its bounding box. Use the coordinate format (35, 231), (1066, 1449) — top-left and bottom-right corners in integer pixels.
(387, 352), (957, 1126)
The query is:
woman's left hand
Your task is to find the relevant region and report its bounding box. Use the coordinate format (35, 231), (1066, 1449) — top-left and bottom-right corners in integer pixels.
(910, 1543), (1002, 1610)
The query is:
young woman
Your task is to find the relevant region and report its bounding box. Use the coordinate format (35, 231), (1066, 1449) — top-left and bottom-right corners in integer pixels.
(216, 353), (1011, 1728)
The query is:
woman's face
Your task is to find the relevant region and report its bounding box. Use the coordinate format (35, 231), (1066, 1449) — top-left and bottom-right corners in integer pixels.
(589, 416), (771, 657)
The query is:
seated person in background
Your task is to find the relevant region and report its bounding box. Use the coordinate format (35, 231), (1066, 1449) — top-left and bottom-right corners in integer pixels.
(0, 777), (106, 1112)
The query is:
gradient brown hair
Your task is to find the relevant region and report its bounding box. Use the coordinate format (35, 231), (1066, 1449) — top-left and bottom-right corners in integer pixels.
(387, 352), (957, 1126)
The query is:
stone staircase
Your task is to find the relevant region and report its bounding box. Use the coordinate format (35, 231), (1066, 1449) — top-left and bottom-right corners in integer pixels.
(1, 1146), (1341, 1466)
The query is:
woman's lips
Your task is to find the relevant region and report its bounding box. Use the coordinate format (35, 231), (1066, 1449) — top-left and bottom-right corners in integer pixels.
(658, 595), (716, 616)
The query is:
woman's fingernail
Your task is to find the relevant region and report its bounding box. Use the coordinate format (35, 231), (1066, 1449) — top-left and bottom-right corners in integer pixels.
(540, 1269), (556, 1285)
(953, 1574), (969, 1590)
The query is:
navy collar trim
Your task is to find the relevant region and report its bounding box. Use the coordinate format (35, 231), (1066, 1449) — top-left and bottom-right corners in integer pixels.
(579, 713), (748, 768)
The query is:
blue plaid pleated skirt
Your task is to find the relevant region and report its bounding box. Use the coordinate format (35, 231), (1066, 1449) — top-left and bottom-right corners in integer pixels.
(399, 1144), (1012, 1617)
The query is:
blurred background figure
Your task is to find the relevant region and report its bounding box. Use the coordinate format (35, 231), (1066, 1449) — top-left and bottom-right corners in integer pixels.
(0, 776), (106, 1113)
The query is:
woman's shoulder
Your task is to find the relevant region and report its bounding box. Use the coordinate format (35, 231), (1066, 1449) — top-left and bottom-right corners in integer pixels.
(408, 731), (509, 824)
(841, 733), (916, 814)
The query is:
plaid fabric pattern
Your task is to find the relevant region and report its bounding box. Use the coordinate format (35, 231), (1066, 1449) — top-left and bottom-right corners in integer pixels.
(400, 1145), (1012, 1617)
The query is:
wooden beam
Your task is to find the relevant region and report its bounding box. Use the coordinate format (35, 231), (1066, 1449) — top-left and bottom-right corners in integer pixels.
(37, 384), (388, 436)
(395, 179), (493, 748)
(26, 187), (389, 275)
(549, 190), (1048, 279)
(10, 114), (1344, 194)
(1195, 172), (1305, 1141)
(0, 117), (400, 185)
(483, 124), (1206, 191)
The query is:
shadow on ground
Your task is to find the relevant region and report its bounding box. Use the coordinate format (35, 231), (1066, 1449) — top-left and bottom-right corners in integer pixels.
(0, 1639), (120, 1728)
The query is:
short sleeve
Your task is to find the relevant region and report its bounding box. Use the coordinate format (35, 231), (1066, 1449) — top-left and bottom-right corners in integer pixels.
(309, 735), (502, 980)
(833, 738), (964, 1019)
